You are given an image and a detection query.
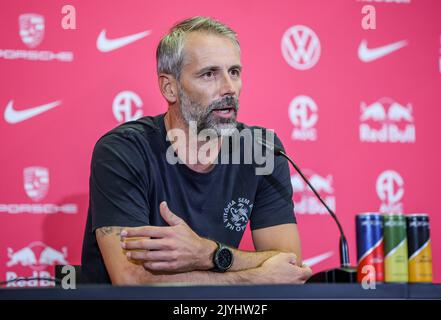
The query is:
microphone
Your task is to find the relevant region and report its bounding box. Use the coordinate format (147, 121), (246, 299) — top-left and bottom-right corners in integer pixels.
(256, 137), (357, 283)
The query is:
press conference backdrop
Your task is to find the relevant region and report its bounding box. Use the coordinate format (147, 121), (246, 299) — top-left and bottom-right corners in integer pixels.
(1, 0), (440, 286)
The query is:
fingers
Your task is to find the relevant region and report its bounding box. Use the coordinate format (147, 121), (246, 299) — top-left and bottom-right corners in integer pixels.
(280, 252), (297, 265)
(160, 201), (184, 226)
(121, 225), (169, 238)
(143, 261), (179, 272)
(127, 250), (176, 262)
(120, 202), (185, 238)
(124, 248), (182, 272)
(121, 238), (170, 251)
(298, 264), (313, 282)
(303, 265), (313, 278)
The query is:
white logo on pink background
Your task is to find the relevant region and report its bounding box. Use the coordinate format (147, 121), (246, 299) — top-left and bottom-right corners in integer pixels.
(6, 242), (68, 271)
(359, 98), (415, 143)
(0, 167), (78, 215)
(376, 170), (404, 213)
(289, 95), (318, 141)
(19, 14), (45, 48)
(23, 167), (49, 202)
(0, 13), (73, 62)
(291, 170), (336, 215)
(5, 241), (69, 287)
(112, 90), (143, 123)
(281, 25), (321, 70)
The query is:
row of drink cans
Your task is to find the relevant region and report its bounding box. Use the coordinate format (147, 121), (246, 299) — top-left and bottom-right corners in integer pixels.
(356, 213), (432, 283)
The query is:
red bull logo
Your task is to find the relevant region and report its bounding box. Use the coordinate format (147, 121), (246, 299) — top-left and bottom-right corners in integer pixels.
(7, 241), (68, 271)
(360, 102), (387, 122)
(359, 98), (415, 143)
(5, 241), (69, 287)
(291, 170), (336, 215)
(388, 102), (413, 122)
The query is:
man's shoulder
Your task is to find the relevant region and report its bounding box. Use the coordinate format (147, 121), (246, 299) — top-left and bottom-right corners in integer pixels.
(96, 114), (165, 146)
(90, 114), (166, 164)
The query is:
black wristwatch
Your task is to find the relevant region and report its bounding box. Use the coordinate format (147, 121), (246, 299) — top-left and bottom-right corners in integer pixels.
(211, 241), (233, 272)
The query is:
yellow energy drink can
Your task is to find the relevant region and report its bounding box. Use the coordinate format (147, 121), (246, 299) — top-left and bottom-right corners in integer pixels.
(406, 214), (432, 283)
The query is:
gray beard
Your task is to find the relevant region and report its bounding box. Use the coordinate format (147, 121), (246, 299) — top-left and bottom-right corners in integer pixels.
(177, 83), (239, 136)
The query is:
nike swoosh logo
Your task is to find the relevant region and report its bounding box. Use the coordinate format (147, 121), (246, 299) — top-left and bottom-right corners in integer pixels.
(96, 29), (151, 52)
(303, 251), (333, 267)
(358, 39), (408, 62)
(4, 100), (61, 124)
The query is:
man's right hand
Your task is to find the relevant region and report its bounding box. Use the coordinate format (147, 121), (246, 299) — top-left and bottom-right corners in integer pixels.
(257, 252), (312, 284)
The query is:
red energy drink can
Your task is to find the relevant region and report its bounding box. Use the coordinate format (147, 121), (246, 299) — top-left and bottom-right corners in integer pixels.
(407, 214), (433, 283)
(356, 213), (384, 283)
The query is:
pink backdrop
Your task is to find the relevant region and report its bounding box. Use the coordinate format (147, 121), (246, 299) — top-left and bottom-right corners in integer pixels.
(1, 0), (440, 286)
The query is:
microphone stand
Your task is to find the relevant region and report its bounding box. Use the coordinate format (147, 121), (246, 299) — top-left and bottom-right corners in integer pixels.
(257, 138), (357, 283)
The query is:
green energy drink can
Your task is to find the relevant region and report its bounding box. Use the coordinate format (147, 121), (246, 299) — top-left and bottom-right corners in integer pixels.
(407, 214), (432, 283)
(383, 214), (408, 282)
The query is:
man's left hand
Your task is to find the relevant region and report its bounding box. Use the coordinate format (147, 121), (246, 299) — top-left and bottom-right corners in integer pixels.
(120, 201), (216, 273)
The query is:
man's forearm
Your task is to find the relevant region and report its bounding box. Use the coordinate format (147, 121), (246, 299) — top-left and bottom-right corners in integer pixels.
(120, 251), (308, 286)
(201, 238), (285, 272)
(228, 248), (280, 271)
(129, 266), (264, 286)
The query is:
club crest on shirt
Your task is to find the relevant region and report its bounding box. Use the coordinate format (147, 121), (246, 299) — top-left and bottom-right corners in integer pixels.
(223, 198), (253, 232)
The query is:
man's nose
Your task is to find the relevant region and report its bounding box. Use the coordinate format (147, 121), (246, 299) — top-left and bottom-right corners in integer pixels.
(219, 71), (236, 96)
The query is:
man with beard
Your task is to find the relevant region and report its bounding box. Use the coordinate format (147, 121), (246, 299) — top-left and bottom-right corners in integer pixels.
(81, 16), (312, 285)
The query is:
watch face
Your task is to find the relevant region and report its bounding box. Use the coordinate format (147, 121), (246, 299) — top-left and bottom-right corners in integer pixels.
(217, 247), (233, 269)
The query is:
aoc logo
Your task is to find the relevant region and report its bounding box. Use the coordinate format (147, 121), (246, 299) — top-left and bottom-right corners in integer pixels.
(281, 25), (321, 70)
(291, 170), (335, 215)
(376, 170), (404, 214)
(289, 95), (318, 141)
(223, 198), (253, 232)
(359, 98), (415, 143)
(19, 14), (45, 48)
(5, 241), (69, 287)
(112, 91), (143, 123)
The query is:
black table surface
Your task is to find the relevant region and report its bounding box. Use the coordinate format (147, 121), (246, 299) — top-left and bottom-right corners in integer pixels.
(1, 283), (440, 300)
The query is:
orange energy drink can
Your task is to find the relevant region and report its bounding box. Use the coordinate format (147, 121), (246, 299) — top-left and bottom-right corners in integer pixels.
(406, 214), (432, 283)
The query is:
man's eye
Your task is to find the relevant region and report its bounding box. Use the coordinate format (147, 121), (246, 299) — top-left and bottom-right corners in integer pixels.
(230, 69), (241, 77)
(202, 71), (214, 79)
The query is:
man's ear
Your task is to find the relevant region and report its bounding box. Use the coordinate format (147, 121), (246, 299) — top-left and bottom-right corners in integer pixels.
(158, 74), (178, 104)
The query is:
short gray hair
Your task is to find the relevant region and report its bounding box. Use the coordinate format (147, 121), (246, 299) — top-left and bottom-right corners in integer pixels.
(156, 16), (240, 80)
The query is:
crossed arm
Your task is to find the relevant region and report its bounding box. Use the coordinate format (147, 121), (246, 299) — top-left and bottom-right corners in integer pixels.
(96, 202), (312, 285)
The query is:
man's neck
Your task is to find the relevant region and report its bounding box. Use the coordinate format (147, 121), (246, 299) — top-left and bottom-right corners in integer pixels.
(164, 108), (222, 173)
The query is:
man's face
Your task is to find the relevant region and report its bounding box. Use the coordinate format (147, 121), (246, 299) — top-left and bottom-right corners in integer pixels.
(177, 32), (242, 136)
